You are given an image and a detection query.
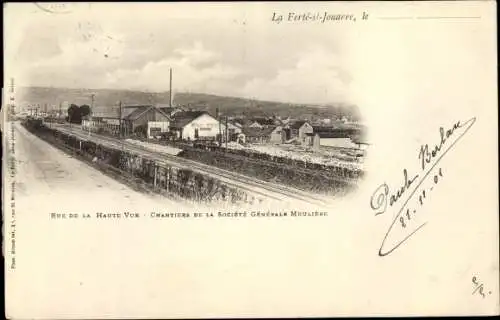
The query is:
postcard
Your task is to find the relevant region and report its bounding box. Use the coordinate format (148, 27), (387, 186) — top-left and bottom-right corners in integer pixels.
(3, 1), (498, 318)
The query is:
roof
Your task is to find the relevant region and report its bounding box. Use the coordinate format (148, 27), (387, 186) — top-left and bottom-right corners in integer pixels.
(232, 118), (246, 124)
(251, 118), (275, 126)
(290, 120), (309, 129)
(92, 105), (159, 119)
(158, 107), (175, 114)
(313, 125), (361, 134)
(121, 105), (152, 119)
(242, 126), (277, 137)
(125, 106), (150, 121)
(155, 103), (173, 108)
(313, 125), (330, 131)
(248, 121), (263, 127)
(328, 122), (365, 130)
(170, 111), (211, 129)
(158, 106), (186, 116)
(227, 121), (242, 129)
(123, 105), (170, 121)
(92, 106), (120, 119)
(315, 131), (352, 139)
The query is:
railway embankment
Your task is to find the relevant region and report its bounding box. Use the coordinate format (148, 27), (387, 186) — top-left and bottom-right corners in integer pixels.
(130, 139), (362, 196)
(177, 148), (357, 196)
(21, 119), (262, 205)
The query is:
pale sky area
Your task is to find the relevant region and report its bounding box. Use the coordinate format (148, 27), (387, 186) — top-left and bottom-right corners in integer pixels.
(5, 3), (360, 105)
(6, 2), (492, 113)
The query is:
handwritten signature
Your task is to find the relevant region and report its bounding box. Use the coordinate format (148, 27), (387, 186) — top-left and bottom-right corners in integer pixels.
(370, 117), (476, 256)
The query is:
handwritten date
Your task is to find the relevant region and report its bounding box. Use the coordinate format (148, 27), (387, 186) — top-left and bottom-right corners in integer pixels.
(371, 117), (476, 257)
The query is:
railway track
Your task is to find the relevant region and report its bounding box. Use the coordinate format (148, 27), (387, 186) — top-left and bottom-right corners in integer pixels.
(51, 125), (332, 206)
(182, 146), (360, 185)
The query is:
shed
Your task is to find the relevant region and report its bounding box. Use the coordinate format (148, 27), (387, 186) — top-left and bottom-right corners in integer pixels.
(242, 126), (277, 144)
(285, 120), (313, 142)
(122, 105), (171, 137)
(315, 131), (358, 149)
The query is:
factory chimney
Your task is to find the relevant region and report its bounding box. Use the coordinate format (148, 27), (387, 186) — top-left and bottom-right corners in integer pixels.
(169, 68), (173, 107)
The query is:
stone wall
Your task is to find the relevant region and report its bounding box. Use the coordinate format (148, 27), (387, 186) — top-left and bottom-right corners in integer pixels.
(22, 120), (260, 205)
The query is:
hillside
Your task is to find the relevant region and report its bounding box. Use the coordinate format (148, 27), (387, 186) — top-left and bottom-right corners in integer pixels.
(15, 86), (362, 121)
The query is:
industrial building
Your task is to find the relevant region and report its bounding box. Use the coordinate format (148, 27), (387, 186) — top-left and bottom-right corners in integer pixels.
(122, 105), (171, 137)
(169, 111), (226, 141)
(82, 104), (171, 138)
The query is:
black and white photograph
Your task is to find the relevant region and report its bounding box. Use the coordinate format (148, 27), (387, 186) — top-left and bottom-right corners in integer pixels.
(3, 2), (498, 319)
(7, 2), (368, 210)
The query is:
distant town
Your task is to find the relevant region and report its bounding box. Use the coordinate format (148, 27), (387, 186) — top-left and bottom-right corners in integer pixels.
(15, 69), (367, 204)
(18, 91), (368, 165)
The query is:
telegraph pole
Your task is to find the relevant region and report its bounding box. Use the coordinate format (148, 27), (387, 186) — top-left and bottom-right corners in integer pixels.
(169, 68), (173, 107)
(9, 78), (15, 119)
(225, 116), (228, 152)
(90, 94), (95, 113)
(217, 108), (221, 146)
(119, 100), (122, 138)
(89, 93), (95, 137)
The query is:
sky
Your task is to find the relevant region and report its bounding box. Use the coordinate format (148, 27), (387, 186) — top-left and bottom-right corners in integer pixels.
(5, 3), (359, 105)
(6, 2), (493, 114)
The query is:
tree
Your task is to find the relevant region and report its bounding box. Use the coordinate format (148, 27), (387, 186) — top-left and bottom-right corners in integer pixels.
(67, 104), (82, 123)
(80, 104), (91, 117)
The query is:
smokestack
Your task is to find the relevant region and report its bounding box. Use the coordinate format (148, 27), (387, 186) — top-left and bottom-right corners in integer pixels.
(169, 68), (173, 107)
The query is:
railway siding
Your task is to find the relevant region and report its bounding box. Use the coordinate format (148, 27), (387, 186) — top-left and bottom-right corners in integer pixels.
(22, 120), (266, 205)
(26, 120), (356, 205)
(177, 147), (357, 196)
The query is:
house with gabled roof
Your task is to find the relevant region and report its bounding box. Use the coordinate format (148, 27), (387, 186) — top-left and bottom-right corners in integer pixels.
(284, 120), (313, 142)
(121, 105), (171, 137)
(241, 126), (279, 144)
(226, 120), (243, 135)
(243, 117), (276, 129)
(248, 120), (263, 129)
(170, 111), (225, 141)
(254, 117), (276, 127)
